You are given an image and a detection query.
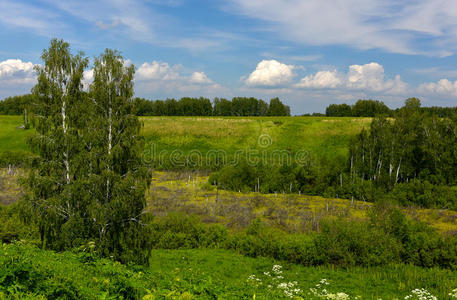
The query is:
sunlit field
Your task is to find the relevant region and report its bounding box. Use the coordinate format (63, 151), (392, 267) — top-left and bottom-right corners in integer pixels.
(0, 115), (371, 168)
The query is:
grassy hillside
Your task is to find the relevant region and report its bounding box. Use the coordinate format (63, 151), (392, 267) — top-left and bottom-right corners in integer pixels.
(0, 115), (370, 168)
(0, 116), (34, 153)
(1, 242), (457, 299)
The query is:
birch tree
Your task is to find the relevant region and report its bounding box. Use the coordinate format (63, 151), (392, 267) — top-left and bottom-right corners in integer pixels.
(26, 39), (88, 249)
(89, 49), (151, 264)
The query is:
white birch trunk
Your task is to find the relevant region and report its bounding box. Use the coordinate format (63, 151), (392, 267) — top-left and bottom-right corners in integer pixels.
(62, 97), (70, 185)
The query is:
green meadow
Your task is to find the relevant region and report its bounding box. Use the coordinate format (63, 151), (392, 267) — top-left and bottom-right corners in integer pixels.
(0, 115), (371, 166)
(0, 116), (34, 153)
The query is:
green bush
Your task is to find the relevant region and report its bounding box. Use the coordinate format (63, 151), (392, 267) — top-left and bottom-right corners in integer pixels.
(314, 218), (402, 266)
(0, 202), (38, 243)
(150, 213), (228, 249)
(388, 180), (457, 209)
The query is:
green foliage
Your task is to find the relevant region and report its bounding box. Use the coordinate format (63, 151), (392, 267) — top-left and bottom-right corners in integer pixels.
(352, 99), (391, 117)
(131, 210), (457, 270)
(0, 202), (38, 243)
(314, 218), (402, 266)
(0, 151), (36, 167)
(3, 243), (457, 299)
(23, 39), (151, 264)
(133, 96), (290, 116)
(325, 103), (352, 117)
(210, 161), (315, 194)
(325, 99), (391, 117)
(349, 98), (457, 209)
(0, 94), (35, 115)
(150, 213), (228, 249)
(268, 97), (290, 116)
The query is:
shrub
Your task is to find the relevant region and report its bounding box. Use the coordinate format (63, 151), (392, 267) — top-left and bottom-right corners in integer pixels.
(150, 213), (228, 249)
(314, 218), (402, 267)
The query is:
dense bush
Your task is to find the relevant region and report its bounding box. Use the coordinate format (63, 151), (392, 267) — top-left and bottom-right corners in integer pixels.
(134, 209), (457, 269)
(0, 202), (38, 243)
(209, 161), (317, 194)
(149, 213), (228, 249)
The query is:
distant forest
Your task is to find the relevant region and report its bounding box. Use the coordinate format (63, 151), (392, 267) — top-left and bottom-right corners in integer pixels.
(0, 94), (291, 117)
(3, 94), (457, 117)
(325, 99), (457, 117)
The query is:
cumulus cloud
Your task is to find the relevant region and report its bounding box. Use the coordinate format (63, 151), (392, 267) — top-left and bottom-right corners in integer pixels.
(82, 69), (94, 90)
(136, 61), (180, 81)
(190, 72), (213, 84)
(346, 63), (408, 94)
(245, 60), (295, 87)
(134, 60), (226, 97)
(419, 79), (457, 96)
(347, 63), (387, 91)
(296, 70), (342, 89)
(295, 62), (408, 95)
(0, 59), (36, 85)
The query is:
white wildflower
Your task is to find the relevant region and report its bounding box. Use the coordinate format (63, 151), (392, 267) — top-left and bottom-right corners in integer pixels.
(450, 288), (457, 298)
(272, 264), (283, 274)
(404, 288), (437, 300)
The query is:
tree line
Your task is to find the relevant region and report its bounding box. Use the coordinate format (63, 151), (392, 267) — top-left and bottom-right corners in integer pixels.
(0, 94), (291, 117)
(134, 96), (290, 116)
(326, 98), (457, 117)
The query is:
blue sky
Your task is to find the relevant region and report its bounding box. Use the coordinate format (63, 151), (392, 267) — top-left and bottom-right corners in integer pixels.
(1, 0), (457, 114)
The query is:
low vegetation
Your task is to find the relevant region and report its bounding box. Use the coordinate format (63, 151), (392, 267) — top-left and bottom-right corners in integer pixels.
(3, 242), (457, 299)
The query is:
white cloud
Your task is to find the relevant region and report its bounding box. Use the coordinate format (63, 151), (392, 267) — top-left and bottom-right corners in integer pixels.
(346, 63), (408, 94)
(0, 59), (36, 85)
(295, 62), (408, 94)
(136, 61), (180, 81)
(245, 60), (295, 87)
(96, 19), (121, 30)
(190, 72), (213, 84)
(419, 79), (457, 97)
(296, 70), (342, 89)
(226, 0), (457, 56)
(134, 60), (226, 97)
(82, 69), (94, 90)
(411, 67), (457, 79)
(347, 63), (386, 91)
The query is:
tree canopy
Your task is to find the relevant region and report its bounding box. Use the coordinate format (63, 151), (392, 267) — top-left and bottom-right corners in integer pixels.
(24, 39), (151, 264)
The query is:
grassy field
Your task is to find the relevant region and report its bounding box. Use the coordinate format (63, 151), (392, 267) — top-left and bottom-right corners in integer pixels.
(3, 168), (457, 234)
(0, 116), (34, 153)
(1, 242), (457, 299)
(0, 115), (370, 168)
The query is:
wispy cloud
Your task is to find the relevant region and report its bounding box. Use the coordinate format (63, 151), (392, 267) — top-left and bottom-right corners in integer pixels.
(225, 0), (457, 56)
(0, 1), (64, 36)
(411, 67), (457, 79)
(261, 52), (322, 62)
